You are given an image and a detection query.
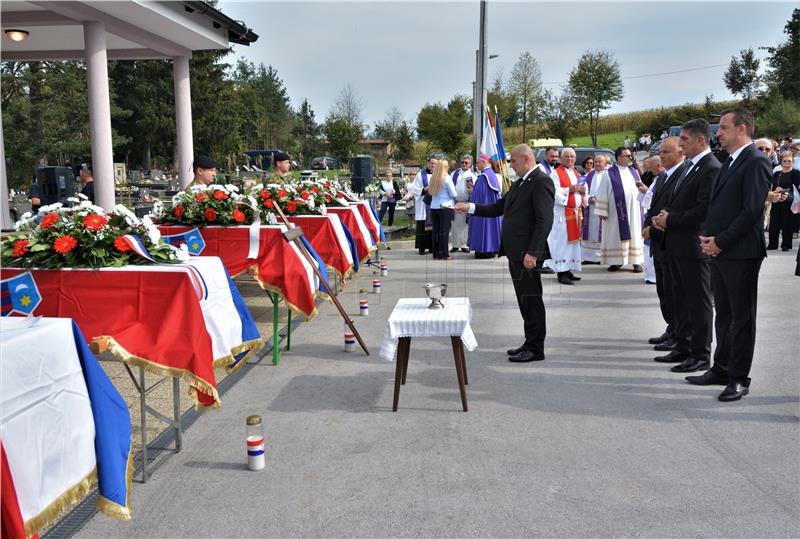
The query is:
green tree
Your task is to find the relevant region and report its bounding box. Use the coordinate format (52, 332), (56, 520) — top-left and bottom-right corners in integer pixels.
(509, 51), (546, 142)
(291, 98), (321, 167)
(568, 50), (624, 147)
(762, 8), (800, 102)
(232, 60), (293, 151)
(723, 48), (762, 103)
(393, 121), (415, 160)
(190, 49), (242, 168)
(758, 96), (800, 139)
(322, 116), (362, 162)
(416, 96), (470, 155)
(542, 87), (581, 144)
(374, 106), (404, 142)
(488, 67), (518, 128)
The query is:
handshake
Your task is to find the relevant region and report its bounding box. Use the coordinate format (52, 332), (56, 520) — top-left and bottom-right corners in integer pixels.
(454, 202), (471, 214)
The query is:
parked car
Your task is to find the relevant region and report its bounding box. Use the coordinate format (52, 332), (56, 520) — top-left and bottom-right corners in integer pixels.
(648, 140), (663, 157)
(534, 147), (616, 174)
(310, 156), (341, 170)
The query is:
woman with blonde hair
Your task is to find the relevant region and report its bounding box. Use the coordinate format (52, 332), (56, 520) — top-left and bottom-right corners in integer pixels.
(428, 158), (458, 259)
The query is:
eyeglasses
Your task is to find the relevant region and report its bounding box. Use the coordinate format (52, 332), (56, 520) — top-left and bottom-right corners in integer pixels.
(460, 161), (470, 164)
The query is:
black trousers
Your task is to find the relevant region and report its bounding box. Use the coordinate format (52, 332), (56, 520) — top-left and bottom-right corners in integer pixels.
(709, 258), (763, 383)
(768, 201), (796, 249)
(668, 256), (712, 361)
(378, 201), (396, 226)
(415, 220), (432, 253)
(430, 208), (453, 259)
(507, 259), (546, 355)
(653, 254), (675, 336)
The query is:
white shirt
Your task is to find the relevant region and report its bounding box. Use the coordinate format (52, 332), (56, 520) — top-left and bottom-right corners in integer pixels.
(466, 167), (536, 214)
(728, 141), (752, 166)
(682, 147), (711, 176)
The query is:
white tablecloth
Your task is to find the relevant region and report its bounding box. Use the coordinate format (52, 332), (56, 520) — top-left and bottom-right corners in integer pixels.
(379, 297), (478, 361)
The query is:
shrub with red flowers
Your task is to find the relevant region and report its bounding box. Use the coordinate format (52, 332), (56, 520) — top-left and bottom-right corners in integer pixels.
(1, 197), (180, 269)
(159, 184), (255, 226)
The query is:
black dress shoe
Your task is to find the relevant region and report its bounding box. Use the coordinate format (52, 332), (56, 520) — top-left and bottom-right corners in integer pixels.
(632, 264), (643, 273)
(670, 357), (710, 373)
(508, 350), (545, 362)
(653, 339), (677, 351)
(507, 345), (526, 356)
(461, 247), (470, 253)
(607, 265), (621, 272)
(654, 350), (686, 363)
(718, 382), (749, 401)
(648, 332), (670, 345)
(450, 247), (459, 253)
(685, 370), (728, 386)
(557, 273), (574, 285)
(541, 267), (554, 274)
(566, 272), (581, 281)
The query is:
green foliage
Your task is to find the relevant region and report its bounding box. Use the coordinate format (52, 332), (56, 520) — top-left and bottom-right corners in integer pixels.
(416, 96), (470, 156)
(393, 122), (416, 160)
(762, 8), (800, 103)
(292, 98), (322, 167)
(758, 96), (800, 138)
(568, 50), (624, 147)
(568, 131), (637, 150)
(232, 59), (293, 152)
(723, 48), (762, 103)
(541, 87), (582, 144)
(322, 116), (362, 161)
(509, 51), (546, 142)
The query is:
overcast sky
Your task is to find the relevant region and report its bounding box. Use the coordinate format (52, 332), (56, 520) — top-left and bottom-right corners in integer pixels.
(218, 0), (796, 128)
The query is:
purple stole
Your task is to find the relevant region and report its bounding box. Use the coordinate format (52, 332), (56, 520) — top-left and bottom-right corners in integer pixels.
(581, 170), (597, 241)
(606, 165), (641, 241)
(480, 167), (501, 193)
(452, 169), (460, 185)
(539, 161), (552, 176)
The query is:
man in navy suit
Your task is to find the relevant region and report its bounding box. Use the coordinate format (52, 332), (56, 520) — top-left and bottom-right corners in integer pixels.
(687, 108), (771, 401)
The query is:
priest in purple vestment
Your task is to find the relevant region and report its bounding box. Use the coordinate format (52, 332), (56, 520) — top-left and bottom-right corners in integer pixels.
(468, 154), (503, 258)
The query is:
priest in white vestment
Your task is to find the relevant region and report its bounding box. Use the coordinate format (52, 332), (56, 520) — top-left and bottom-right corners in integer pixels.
(450, 154), (477, 252)
(544, 148), (584, 284)
(594, 148), (644, 271)
(581, 155), (609, 263)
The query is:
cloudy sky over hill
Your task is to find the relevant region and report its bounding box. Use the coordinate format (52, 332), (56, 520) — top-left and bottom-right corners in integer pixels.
(219, 1), (797, 127)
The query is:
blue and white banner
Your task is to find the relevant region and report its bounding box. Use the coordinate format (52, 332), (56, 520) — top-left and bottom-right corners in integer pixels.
(1, 272), (42, 316)
(162, 227), (206, 255)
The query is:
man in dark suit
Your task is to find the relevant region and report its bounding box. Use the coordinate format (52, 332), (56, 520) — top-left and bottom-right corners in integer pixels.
(643, 139), (683, 356)
(689, 108), (772, 401)
(456, 144), (555, 362)
(651, 119), (721, 374)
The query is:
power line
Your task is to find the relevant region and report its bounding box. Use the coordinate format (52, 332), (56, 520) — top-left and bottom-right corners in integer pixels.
(542, 62), (729, 85)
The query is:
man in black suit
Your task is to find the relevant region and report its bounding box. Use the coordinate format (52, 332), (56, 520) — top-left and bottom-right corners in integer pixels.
(689, 108), (772, 401)
(643, 139), (683, 355)
(456, 144), (555, 362)
(651, 119), (720, 374)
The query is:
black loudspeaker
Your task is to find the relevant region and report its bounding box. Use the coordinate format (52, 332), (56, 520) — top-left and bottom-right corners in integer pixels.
(37, 166), (75, 205)
(349, 156), (373, 193)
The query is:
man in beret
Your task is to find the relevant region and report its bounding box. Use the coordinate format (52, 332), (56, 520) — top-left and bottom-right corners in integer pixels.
(272, 151), (292, 183)
(188, 155), (217, 187)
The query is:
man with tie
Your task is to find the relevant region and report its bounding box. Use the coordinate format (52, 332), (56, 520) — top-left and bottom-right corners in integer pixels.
(689, 108), (772, 401)
(456, 145), (555, 362)
(651, 119), (721, 374)
(643, 138), (683, 356)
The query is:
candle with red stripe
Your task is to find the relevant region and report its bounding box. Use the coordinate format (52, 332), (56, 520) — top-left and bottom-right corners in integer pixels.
(359, 298), (369, 316)
(344, 326), (356, 352)
(246, 415), (265, 471)
(380, 263), (388, 276)
(372, 279), (381, 294)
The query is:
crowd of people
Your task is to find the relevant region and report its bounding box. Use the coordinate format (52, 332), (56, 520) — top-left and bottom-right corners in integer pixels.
(386, 108), (798, 402)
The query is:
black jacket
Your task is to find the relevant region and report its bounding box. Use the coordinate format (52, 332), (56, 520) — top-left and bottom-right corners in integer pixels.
(473, 168), (555, 262)
(379, 180), (401, 203)
(702, 143), (772, 259)
(643, 166), (682, 260)
(663, 152), (721, 258)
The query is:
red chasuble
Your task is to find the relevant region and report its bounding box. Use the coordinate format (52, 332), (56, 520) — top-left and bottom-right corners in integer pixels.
(555, 166), (581, 242)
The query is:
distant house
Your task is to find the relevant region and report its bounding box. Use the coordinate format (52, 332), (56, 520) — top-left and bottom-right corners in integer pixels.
(359, 139), (392, 159)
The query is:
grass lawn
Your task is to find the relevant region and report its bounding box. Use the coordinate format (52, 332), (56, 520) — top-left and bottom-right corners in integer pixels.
(569, 131), (637, 150)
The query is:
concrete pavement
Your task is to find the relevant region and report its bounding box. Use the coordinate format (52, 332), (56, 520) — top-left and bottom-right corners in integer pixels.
(76, 247), (800, 538)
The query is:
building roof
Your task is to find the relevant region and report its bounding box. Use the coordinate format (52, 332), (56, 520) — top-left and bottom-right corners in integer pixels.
(1, 0), (258, 61)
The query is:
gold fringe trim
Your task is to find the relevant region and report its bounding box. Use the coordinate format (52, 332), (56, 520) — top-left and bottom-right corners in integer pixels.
(212, 338), (266, 374)
(101, 336), (221, 409)
(24, 468), (98, 538)
(95, 445), (134, 522)
(245, 266), (319, 321)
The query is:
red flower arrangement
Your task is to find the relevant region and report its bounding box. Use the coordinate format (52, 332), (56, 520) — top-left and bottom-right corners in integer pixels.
(114, 236), (132, 252)
(233, 209), (246, 223)
(213, 190), (228, 200)
(173, 205), (185, 218)
(160, 184), (255, 227)
(53, 235), (78, 254)
(12, 239), (29, 257)
(40, 213), (58, 229)
(204, 207), (218, 221)
(82, 213), (108, 232)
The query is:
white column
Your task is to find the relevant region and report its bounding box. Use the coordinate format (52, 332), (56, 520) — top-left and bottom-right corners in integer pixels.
(83, 21), (114, 210)
(0, 113), (11, 228)
(173, 56), (194, 188)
